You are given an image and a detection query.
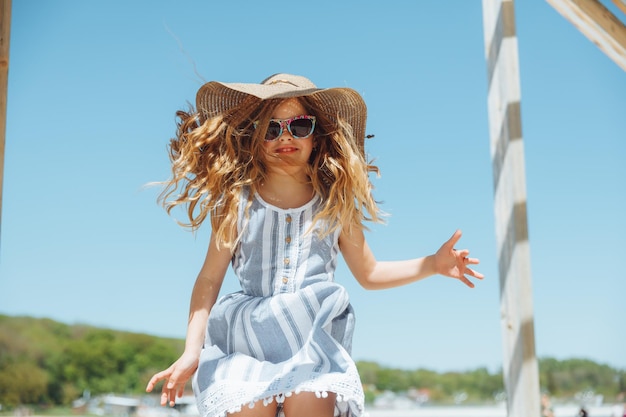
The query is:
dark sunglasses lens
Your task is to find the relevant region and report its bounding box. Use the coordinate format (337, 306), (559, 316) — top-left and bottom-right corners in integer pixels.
(289, 119), (314, 138)
(266, 121), (282, 141)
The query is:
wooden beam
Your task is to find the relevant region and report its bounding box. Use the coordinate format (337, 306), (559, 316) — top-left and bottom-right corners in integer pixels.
(0, 0), (11, 248)
(547, 0), (626, 71)
(481, 1), (540, 416)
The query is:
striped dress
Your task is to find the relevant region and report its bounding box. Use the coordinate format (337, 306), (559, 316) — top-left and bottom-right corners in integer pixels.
(192, 188), (365, 417)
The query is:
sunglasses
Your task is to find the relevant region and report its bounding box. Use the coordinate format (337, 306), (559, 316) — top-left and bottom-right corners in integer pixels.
(255, 115), (316, 141)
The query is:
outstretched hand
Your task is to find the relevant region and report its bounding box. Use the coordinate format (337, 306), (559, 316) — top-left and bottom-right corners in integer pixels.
(146, 352), (199, 406)
(434, 230), (484, 288)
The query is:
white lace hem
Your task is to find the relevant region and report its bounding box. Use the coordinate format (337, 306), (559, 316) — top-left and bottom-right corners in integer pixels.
(195, 371), (365, 417)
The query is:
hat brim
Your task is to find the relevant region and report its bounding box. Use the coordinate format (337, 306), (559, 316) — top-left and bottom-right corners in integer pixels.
(195, 79), (367, 154)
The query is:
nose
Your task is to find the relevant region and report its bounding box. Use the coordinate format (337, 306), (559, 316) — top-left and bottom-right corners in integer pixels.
(277, 121), (294, 141)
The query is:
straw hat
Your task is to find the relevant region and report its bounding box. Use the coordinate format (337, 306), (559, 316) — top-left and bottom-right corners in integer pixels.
(196, 73), (368, 153)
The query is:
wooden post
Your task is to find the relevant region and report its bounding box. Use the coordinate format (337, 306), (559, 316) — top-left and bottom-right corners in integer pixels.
(0, 0), (10, 246)
(481, 1), (541, 416)
(546, 0), (626, 72)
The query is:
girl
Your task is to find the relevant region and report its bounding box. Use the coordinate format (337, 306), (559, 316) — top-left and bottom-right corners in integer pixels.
(146, 73), (483, 417)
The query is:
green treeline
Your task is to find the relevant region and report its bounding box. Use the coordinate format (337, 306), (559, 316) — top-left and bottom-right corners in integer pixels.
(357, 360), (626, 404)
(1, 315), (624, 408)
(0, 315), (183, 407)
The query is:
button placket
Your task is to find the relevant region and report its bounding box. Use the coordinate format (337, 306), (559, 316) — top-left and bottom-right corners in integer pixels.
(280, 213), (295, 292)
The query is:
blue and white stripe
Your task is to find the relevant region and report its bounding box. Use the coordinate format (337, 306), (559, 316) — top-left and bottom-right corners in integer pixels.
(193, 188), (364, 417)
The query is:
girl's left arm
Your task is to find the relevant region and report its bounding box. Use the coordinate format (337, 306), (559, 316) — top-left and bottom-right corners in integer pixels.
(339, 228), (483, 290)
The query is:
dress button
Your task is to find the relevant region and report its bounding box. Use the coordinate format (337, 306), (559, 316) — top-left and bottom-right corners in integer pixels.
(286, 215), (292, 223)
(284, 258), (290, 265)
(285, 236), (292, 244)
(282, 277), (289, 284)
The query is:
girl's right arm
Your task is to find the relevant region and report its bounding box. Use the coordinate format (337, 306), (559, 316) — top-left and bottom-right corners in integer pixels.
(145, 232), (232, 406)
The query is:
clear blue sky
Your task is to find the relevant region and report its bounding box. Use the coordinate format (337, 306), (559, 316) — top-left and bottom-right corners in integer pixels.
(2, 1), (625, 373)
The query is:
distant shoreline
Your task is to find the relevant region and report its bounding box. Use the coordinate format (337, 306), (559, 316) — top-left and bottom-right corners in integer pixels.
(21, 403), (623, 417)
(366, 404), (618, 417)
(366, 406), (505, 417)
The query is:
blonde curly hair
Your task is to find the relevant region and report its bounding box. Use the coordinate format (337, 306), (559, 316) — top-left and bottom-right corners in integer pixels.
(158, 95), (384, 250)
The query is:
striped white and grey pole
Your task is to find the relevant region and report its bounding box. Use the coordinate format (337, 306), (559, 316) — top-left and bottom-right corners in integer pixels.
(481, 1), (541, 416)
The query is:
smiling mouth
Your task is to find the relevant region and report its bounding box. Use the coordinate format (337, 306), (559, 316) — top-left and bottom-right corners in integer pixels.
(275, 147), (298, 153)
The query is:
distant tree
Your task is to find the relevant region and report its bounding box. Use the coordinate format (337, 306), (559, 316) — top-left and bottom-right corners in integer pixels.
(465, 367), (503, 400)
(356, 361), (381, 387)
(0, 315), (623, 407)
(538, 357), (621, 397)
(0, 360), (49, 406)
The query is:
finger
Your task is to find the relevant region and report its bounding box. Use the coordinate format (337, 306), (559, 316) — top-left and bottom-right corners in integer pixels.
(160, 383), (177, 407)
(465, 257), (481, 265)
(160, 386), (169, 406)
(168, 386), (178, 407)
(166, 369), (181, 391)
(459, 276), (475, 288)
(445, 229), (463, 251)
(162, 390), (173, 407)
(465, 268), (484, 279)
(165, 373), (180, 406)
(146, 373), (165, 392)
